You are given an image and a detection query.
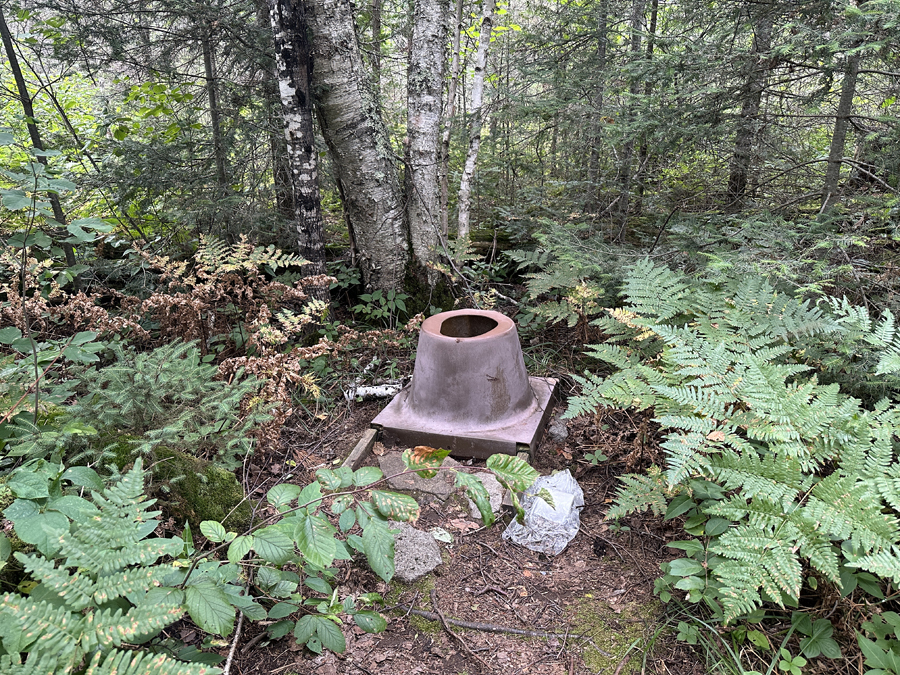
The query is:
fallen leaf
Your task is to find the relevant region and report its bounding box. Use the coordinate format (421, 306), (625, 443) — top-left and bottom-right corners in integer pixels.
(447, 518), (479, 531)
(523, 569), (533, 578)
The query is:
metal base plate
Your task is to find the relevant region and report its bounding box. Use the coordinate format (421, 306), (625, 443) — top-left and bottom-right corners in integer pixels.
(371, 377), (558, 459)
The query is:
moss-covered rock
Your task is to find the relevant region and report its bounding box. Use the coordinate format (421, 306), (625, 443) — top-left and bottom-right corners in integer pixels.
(152, 447), (252, 531)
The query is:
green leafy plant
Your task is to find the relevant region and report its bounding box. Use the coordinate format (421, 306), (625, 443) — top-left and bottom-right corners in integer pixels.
(176, 447), (538, 654)
(858, 611), (900, 674)
(777, 648), (806, 675)
(569, 259), (900, 623)
(0, 459), (219, 674)
(351, 289), (409, 329)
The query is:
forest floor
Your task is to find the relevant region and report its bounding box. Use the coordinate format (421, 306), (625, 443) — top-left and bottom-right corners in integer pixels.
(192, 390), (866, 675)
(138, 387), (665, 675)
(141, 312), (868, 675)
(217, 400), (703, 675)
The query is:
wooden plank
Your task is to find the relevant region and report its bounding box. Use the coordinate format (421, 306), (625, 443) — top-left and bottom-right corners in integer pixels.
(342, 428), (378, 470)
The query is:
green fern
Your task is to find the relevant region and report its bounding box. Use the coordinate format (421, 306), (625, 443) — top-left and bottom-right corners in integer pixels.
(0, 461), (216, 674)
(571, 260), (900, 621)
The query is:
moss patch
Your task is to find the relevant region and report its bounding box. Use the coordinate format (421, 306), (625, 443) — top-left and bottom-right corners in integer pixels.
(152, 448), (251, 531)
(573, 594), (661, 674)
(387, 574), (441, 634)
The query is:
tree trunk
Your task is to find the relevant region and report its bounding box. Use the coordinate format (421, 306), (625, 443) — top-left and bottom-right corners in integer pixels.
(613, 0), (646, 243)
(586, 0), (609, 210)
(0, 10), (76, 268)
(308, 0), (407, 290)
(371, 0), (382, 92)
(822, 50), (861, 211)
(406, 0), (447, 279)
(634, 0), (658, 216)
(439, 0), (464, 237)
(456, 0), (497, 240)
(201, 24), (228, 191)
(726, 10), (773, 211)
(268, 0), (329, 301)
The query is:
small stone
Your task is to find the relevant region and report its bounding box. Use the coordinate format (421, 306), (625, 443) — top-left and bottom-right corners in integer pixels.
(467, 472), (504, 520)
(391, 521), (444, 582)
(548, 418), (569, 443)
(379, 452), (460, 499)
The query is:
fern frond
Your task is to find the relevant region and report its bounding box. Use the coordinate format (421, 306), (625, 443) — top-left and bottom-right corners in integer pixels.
(91, 566), (174, 605)
(847, 549), (900, 585)
(661, 432), (713, 487)
(83, 649), (221, 675)
(712, 525), (802, 620)
(17, 554), (95, 611)
(621, 259), (690, 321)
(707, 450), (809, 507)
(807, 474), (899, 553)
(607, 468), (671, 519)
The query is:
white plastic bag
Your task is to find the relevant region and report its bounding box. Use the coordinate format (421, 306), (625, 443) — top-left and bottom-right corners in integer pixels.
(502, 469), (584, 555)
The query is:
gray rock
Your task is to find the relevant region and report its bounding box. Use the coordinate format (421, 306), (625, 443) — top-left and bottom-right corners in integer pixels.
(378, 452), (460, 499)
(391, 521), (444, 582)
(467, 472), (505, 521)
(548, 418), (569, 443)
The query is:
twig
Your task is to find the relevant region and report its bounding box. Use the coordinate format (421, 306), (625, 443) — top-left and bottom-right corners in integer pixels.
(240, 630), (268, 654)
(431, 589), (492, 672)
(393, 603), (613, 657)
(222, 610), (245, 675)
(612, 653), (632, 675)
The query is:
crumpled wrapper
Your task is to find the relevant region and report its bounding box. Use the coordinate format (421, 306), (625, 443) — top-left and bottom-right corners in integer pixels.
(502, 469), (584, 555)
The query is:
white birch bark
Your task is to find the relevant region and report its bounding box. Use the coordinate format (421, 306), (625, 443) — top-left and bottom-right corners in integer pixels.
(456, 0), (497, 240)
(268, 0), (329, 301)
(406, 0), (447, 279)
(308, 0), (408, 291)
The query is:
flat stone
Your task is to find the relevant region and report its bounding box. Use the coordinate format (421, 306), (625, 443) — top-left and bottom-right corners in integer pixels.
(391, 521), (444, 582)
(467, 472), (505, 520)
(378, 452), (460, 499)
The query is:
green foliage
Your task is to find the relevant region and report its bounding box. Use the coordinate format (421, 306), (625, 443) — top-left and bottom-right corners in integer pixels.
(0, 460), (217, 674)
(570, 259), (900, 623)
(351, 289), (409, 329)
(505, 240), (608, 332)
(165, 451), (539, 656)
(858, 612), (900, 674)
(8, 341), (268, 470)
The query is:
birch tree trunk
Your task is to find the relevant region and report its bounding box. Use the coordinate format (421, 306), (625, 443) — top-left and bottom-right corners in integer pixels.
(456, 0), (497, 240)
(726, 10), (773, 211)
(822, 50), (861, 211)
(406, 0), (447, 279)
(308, 0), (408, 290)
(439, 0), (464, 237)
(268, 0), (329, 301)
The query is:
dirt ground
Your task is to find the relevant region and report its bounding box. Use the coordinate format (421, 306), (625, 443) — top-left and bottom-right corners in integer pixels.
(209, 399), (711, 675)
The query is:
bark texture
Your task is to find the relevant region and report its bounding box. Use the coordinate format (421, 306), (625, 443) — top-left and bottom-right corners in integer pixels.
(439, 0), (464, 237)
(268, 0), (329, 299)
(308, 0), (408, 290)
(456, 0), (497, 240)
(406, 0), (447, 277)
(726, 10), (773, 211)
(613, 0), (646, 242)
(822, 50), (861, 210)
